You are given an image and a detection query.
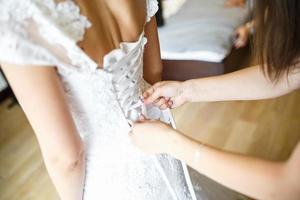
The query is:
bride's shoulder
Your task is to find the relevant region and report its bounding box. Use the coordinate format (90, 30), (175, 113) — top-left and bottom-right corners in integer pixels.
(104, 0), (158, 22)
(0, 0), (91, 67)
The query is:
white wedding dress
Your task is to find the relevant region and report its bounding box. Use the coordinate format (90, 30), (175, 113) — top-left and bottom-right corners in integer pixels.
(0, 0), (199, 199)
(0, 1), (242, 200)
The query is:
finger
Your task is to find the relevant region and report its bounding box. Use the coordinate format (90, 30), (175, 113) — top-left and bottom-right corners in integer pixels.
(143, 82), (166, 103)
(159, 103), (169, 110)
(154, 97), (167, 107)
(144, 88), (164, 105)
(234, 38), (243, 48)
(235, 39), (246, 49)
(168, 100), (173, 107)
(143, 82), (164, 98)
(143, 87), (154, 99)
(152, 97), (160, 105)
(170, 98), (181, 108)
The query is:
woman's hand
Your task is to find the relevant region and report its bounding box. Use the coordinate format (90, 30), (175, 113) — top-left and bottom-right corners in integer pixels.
(130, 117), (179, 154)
(143, 81), (189, 109)
(234, 24), (250, 49)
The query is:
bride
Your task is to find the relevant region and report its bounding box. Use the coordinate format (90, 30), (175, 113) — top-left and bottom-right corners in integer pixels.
(0, 0), (201, 199)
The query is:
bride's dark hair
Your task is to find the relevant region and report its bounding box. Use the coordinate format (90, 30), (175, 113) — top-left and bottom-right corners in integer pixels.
(254, 0), (300, 82)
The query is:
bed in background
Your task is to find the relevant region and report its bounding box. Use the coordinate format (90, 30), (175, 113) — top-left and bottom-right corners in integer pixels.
(157, 0), (251, 81)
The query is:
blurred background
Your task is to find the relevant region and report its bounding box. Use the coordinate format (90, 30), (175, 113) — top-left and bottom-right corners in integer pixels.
(0, 0), (299, 199)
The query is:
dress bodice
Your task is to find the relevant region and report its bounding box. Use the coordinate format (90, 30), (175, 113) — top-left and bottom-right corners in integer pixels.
(0, 0), (159, 122)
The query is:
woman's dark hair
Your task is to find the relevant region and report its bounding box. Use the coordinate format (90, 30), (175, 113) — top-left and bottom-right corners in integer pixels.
(254, 0), (300, 81)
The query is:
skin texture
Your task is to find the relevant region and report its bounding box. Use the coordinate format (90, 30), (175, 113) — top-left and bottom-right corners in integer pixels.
(143, 17), (163, 84)
(75, 0), (162, 83)
(131, 65), (300, 200)
(1, 1), (162, 199)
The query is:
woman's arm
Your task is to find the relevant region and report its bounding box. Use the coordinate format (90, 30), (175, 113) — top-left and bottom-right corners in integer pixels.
(143, 17), (163, 84)
(171, 133), (300, 200)
(184, 65), (300, 102)
(1, 64), (85, 200)
(130, 120), (300, 200)
(143, 65), (300, 107)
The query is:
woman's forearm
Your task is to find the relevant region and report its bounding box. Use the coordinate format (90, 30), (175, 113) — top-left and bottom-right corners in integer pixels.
(169, 132), (299, 200)
(182, 66), (300, 102)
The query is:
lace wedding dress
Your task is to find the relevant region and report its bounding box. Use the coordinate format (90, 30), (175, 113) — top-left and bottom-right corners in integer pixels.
(0, 0), (201, 199)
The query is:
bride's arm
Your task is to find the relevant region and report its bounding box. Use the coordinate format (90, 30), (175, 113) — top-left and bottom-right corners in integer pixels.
(1, 64), (85, 200)
(143, 17), (163, 84)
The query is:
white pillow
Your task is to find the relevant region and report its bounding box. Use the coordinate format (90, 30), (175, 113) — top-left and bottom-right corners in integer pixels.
(159, 0), (249, 62)
(162, 0), (187, 19)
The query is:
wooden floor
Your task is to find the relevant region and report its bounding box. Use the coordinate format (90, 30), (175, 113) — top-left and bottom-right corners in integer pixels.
(0, 99), (59, 200)
(0, 88), (300, 200)
(174, 90), (300, 161)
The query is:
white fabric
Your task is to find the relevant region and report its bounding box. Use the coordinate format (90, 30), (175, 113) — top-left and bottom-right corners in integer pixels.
(158, 0), (249, 62)
(0, 1), (201, 200)
(162, 0), (187, 19)
(0, 73), (7, 91)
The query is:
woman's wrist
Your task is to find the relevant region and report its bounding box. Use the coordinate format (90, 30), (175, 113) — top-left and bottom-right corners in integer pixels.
(181, 80), (195, 103)
(164, 129), (185, 155)
(165, 130), (194, 159)
(165, 130), (207, 174)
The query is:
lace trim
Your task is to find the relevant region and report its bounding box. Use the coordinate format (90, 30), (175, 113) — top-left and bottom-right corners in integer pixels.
(0, 0), (91, 42)
(0, 0), (158, 71)
(0, 0), (94, 71)
(146, 0), (159, 22)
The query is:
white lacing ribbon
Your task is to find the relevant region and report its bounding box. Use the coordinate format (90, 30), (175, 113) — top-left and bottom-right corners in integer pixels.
(126, 97), (147, 126)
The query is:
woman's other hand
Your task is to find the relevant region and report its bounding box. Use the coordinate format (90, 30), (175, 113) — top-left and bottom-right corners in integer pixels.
(234, 24), (250, 49)
(143, 81), (188, 109)
(130, 116), (179, 154)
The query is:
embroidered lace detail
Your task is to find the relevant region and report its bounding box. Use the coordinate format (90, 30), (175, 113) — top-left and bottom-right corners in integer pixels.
(0, 0), (91, 42)
(146, 0), (159, 22)
(0, 0), (94, 71)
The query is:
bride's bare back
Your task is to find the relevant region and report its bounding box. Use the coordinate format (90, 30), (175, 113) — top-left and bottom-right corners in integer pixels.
(66, 0), (148, 67)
